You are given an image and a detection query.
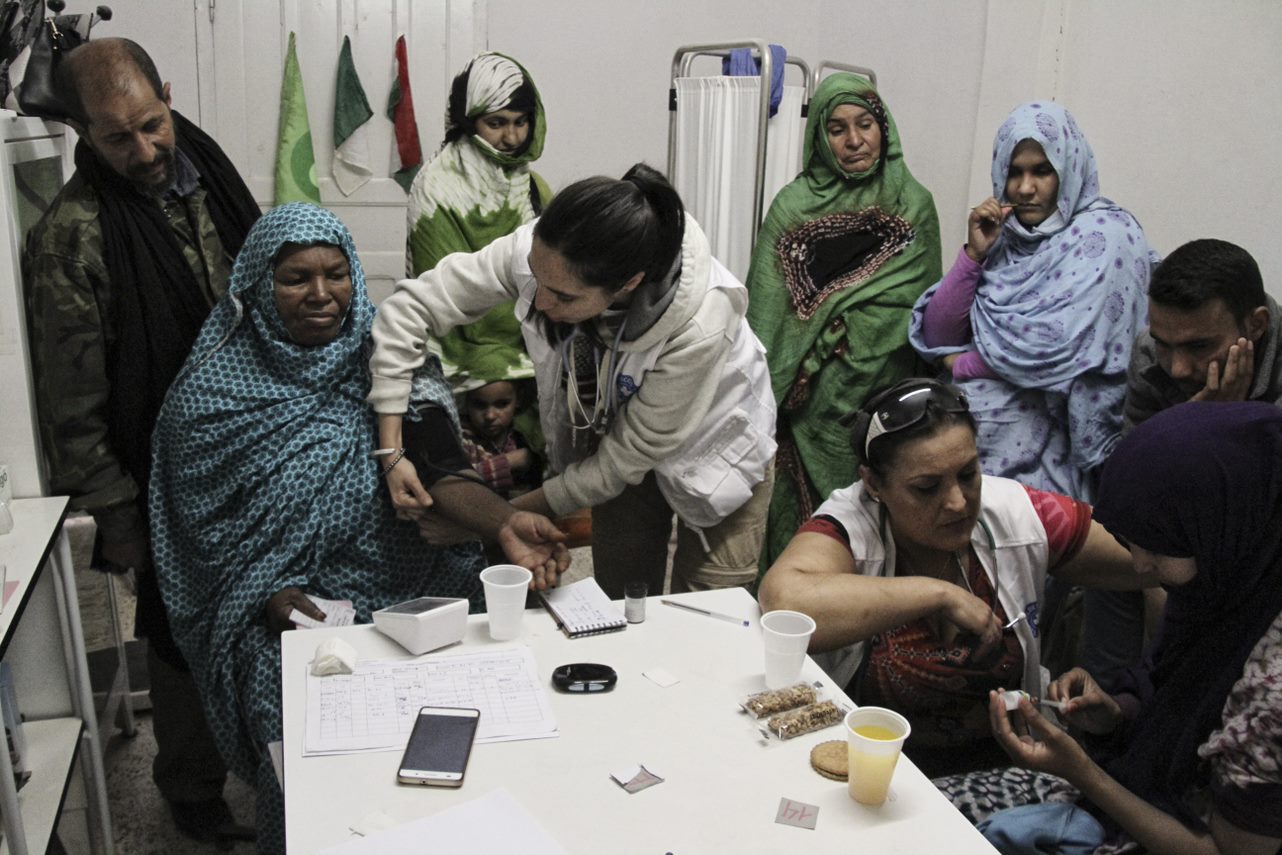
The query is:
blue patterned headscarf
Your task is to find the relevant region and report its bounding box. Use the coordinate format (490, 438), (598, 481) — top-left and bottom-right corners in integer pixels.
(150, 203), (482, 780)
(971, 102), (1155, 393)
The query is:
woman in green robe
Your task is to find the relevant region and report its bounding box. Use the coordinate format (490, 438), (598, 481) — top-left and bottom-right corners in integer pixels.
(406, 52), (550, 442)
(746, 73), (941, 572)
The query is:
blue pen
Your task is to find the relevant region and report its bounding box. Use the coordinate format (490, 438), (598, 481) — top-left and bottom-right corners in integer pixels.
(660, 598), (749, 627)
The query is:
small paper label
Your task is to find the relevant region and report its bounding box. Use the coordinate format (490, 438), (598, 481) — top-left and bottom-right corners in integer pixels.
(775, 797), (819, 830)
(610, 764), (665, 794)
(642, 667), (679, 688)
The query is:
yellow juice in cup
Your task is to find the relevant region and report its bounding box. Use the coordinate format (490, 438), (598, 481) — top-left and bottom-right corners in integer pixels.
(853, 725), (899, 740)
(844, 708), (910, 806)
(847, 743), (903, 804)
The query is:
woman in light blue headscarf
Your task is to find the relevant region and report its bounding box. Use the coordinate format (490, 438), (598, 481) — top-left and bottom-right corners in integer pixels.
(149, 203), (566, 853)
(909, 102), (1156, 501)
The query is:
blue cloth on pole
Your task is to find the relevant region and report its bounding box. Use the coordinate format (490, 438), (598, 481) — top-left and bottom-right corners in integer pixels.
(723, 44), (787, 117)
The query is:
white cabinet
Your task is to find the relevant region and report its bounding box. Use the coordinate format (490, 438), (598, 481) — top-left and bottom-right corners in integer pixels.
(0, 497), (112, 855)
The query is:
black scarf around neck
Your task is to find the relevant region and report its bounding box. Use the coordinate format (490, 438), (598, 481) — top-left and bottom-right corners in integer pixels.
(75, 109), (260, 500)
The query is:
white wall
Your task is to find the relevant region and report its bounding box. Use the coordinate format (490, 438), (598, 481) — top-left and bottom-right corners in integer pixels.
(1058, 0), (1282, 285)
(487, 0), (1282, 296)
(94, 0), (1282, 295)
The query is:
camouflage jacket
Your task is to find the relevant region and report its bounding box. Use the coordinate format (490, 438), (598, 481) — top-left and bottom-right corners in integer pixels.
(23, 163), (235, 544)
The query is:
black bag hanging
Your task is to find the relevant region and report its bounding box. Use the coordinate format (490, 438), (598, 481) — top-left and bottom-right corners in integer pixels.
(0, 0), (44, 107)
(6, 0), (112, 121)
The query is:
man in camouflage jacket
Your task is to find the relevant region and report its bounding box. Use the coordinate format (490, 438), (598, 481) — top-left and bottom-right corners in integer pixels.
(24, 38), (258, 844)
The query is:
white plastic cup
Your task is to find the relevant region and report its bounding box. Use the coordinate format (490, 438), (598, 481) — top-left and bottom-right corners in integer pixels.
(760, 609), (816, 689)
(844, 706), (911, 806)
(480, 564), (532, 641)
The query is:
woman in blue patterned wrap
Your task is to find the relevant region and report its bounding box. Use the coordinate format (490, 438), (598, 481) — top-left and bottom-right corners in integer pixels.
(909, 102), (1156, 503)
(148, 202), (567, 853)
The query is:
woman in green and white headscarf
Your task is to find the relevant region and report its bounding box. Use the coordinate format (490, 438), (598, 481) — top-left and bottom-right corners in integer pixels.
(406, 52), (550, 440)
(746, 73), (941, 574)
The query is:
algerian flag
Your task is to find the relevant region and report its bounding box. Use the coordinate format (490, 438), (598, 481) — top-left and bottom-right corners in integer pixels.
(274, 31), (321, 205)
(332, 35), (373, 196)
(386, 35), (422, 192)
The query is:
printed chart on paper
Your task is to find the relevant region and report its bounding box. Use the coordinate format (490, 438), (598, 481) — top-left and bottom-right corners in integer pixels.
(303, 646), (557, 755)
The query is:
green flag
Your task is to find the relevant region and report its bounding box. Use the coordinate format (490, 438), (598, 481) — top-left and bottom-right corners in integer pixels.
(332, 35), (373, 196)
(275, 31), (320, 205)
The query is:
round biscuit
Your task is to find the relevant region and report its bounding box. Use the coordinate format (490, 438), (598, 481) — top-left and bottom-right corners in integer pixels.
(809, 739), (847, 781)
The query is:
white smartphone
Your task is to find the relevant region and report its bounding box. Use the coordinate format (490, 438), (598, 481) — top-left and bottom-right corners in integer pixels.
(397, 706), (480, 787)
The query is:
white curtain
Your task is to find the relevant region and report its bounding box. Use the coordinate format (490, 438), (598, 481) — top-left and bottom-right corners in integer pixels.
(672, 77), (805, 281)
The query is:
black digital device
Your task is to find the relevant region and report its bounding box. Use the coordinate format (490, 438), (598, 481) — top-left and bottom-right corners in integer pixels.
(397, 706), (480, 786)
(551, 663), (617, 693)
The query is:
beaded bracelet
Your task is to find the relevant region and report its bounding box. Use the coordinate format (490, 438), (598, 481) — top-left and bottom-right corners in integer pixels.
(379, 448), (407, 476)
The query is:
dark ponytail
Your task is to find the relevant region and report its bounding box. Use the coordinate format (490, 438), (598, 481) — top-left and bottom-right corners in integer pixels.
(534, 162), (685, 291)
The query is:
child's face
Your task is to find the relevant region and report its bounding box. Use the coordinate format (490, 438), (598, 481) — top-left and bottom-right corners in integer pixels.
(467, 382), (518, 441)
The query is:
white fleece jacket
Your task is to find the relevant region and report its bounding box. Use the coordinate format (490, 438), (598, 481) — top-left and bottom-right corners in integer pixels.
(369, 217), (776, 523)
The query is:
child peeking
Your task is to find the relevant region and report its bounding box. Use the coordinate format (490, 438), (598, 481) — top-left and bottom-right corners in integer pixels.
(461, 380), (542, 498)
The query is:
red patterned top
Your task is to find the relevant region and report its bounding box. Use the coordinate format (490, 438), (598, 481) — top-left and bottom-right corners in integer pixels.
(800, 486), (1091, 749)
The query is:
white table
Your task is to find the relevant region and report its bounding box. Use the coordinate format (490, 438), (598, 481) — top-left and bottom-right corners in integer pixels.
(0, 497), (113, 854)
(282, 587), (995, 853)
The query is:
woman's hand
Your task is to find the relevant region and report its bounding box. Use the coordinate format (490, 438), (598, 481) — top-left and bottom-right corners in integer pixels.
(1046, 667), (1124, 735)
(497, 512), (570, 591)
(383, 456), (433, 512)
(941, 352), (965, 373)
(378, 412), (431, 511)
(266, 586), (324, 634)
(989, 690), (1093, 781)
(966, 197), (1013, 262)
(938, 582), (1004, 660)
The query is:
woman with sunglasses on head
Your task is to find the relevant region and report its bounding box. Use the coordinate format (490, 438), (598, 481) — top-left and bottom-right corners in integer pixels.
(371, 163), (776, 599)
(758, 378), (1137, 777)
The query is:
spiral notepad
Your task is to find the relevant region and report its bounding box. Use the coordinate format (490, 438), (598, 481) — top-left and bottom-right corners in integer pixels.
(539, 578), (627, 638)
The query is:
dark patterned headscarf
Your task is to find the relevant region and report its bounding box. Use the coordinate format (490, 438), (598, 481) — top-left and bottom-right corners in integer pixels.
(1092, 401), (1282, 828)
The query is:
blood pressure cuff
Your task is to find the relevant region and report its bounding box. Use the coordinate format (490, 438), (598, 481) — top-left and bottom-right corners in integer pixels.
(402, 406), (472, 487)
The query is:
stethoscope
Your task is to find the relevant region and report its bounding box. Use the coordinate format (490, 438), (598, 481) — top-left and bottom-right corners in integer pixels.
(556, 321), (628, 436)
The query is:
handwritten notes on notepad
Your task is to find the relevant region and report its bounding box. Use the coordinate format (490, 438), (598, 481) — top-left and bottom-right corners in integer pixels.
(538, 577), (626, 638)
(303, 646), (557, 755)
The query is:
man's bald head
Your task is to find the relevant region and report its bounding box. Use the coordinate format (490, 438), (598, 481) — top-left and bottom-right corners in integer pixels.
(55, 38), (165, 127)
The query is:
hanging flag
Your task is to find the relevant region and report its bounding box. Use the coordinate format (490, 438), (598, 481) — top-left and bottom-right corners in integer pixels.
(386, 35), (422, 192)
(275, 31), (321, 205)
(332, 35), (373, 196)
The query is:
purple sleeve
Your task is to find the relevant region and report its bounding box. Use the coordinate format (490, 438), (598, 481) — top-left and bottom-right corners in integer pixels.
(951, 350), (998, 381)
(920, 247), (984, 347)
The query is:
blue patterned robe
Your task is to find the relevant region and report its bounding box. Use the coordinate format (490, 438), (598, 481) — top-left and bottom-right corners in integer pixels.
(910, 103), (1157, 500)
(149, 203), (483, 851)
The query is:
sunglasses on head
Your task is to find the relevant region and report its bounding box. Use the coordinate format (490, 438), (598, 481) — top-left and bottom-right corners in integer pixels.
(842, 380), (970, 459)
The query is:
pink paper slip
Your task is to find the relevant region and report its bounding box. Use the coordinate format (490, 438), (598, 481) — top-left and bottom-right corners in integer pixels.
(2, 580), (18, 610)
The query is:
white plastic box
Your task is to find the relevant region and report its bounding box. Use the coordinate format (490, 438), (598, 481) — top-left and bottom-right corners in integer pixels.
(372, 597), (469, 655)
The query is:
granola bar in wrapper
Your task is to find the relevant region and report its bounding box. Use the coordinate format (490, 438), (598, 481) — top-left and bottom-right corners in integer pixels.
(741, 683), (817, 718)
(765, 700), (844, 740)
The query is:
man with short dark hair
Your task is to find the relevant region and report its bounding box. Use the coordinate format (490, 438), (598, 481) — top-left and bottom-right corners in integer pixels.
(1085, 238), (1282, 694)
(24, 37), (259, 844)
(1124, 238), (1281, 429)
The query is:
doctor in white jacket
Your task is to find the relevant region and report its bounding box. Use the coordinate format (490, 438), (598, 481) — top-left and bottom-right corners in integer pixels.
(369, 163), (776, 598)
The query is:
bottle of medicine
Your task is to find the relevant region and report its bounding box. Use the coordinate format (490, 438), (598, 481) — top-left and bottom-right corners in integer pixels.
(624, 582), (647, 623)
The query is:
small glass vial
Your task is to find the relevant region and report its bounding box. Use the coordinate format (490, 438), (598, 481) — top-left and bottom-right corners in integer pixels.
(624, 581), (647, 623)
